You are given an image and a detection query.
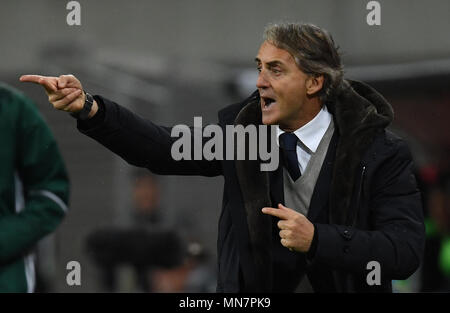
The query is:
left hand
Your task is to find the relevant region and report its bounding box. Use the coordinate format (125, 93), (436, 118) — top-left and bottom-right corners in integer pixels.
(262, 203), (315, 253)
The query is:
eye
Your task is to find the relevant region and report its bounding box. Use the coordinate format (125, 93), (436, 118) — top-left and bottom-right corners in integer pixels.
(271, 68), (281, 74)
(256, 66), (262, 73)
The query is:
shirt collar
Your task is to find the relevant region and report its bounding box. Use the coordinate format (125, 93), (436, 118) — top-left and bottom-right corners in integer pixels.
(276, 105), (332, 153)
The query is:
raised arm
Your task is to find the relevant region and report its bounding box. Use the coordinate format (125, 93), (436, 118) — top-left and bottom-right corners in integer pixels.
(20, 74), (222, 177)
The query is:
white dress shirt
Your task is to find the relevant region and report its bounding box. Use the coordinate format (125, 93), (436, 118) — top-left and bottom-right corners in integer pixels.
(276, 105), (333, 174)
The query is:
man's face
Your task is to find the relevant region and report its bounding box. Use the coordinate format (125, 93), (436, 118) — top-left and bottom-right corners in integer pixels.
(255, 41), (311, 131)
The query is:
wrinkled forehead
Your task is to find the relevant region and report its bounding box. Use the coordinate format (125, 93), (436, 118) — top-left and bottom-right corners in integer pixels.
(255, 40), (296, 65)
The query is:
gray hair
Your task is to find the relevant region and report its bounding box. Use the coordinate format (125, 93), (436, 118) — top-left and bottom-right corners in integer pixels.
(263, 22), (344, 103)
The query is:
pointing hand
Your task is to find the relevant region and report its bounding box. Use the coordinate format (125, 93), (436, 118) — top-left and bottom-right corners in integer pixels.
(19, 74), (93, 115)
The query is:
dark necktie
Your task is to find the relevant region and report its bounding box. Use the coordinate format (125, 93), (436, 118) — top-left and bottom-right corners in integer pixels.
(279, 132), (301, 181)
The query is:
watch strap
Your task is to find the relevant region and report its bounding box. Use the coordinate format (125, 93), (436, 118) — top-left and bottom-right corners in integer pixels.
(70, 91), (94, 120)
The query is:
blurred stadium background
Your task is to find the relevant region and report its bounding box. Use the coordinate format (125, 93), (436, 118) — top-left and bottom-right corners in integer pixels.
(1, 0), (449, 292)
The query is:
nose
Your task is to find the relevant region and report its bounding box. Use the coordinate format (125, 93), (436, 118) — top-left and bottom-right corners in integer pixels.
(256, 70), (270, 89)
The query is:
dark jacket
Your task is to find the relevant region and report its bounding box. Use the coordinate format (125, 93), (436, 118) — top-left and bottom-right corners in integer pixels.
(77, 80), (425, 292)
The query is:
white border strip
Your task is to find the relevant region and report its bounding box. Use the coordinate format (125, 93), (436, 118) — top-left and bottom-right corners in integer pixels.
(14, 173), (25, 213)
(30, 190), (68, 213)
(15, 173), (36, 292)
(24, 254), (36, 293)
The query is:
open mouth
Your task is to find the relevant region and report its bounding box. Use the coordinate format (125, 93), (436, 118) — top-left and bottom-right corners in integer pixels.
(261, 96), (276, 109)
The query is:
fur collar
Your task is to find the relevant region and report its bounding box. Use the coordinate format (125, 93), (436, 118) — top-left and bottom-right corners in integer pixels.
(233, 93), (273, 291)
(329, 80), (393, 224)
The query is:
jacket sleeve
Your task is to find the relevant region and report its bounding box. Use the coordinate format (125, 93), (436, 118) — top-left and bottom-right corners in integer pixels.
(76, 95), (222, 177)
(311, 139), (425, 280)
(0, 95), (69, 264)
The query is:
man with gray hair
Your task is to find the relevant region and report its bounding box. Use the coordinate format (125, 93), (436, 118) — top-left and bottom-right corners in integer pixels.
(20, 22), (425, 292)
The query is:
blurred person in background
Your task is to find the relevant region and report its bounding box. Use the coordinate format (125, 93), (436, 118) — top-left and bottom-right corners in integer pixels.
(128, 171), (216, 292)
(131, 171), (163, 227)
(420, 165), (450, 292)
(85, 170), (184, 292)
(0, 83), (69, 292)
(151, 240), (216, 293)
(20, 22), (425, 292)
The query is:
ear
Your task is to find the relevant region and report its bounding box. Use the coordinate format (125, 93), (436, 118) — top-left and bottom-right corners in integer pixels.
(306, 75), (324, 96)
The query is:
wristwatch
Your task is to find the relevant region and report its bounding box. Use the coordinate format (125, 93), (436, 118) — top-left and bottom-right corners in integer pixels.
(70, 91), (94, 120)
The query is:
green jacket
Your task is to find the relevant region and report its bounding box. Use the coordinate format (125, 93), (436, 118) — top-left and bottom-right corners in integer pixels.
(0, 83), (69, 292)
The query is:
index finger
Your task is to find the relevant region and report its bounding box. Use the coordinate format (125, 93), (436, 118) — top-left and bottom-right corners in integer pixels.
(262, 207), (290, 220)
(20, 75), (57, 92)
